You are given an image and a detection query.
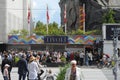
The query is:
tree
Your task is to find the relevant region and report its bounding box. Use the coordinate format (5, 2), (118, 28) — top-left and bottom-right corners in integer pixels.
(56, 64), (70, 80)
(103, 8), (115, 23)
(20, 29), (28, 36)
(9, 30), (19, 35)
(9, 29), (28, 36)
(33, 21), (65, 35)
(33, 21), (47, 35)
(70, 29), (101, 35)
(48, 22), (65, 35)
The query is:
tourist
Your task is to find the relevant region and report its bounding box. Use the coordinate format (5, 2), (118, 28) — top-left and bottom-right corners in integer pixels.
(28, 56), (39, 80)
(17, 54), (28, 80)
(1, 54), (13, 80)
(65, 60), (84, 80)
(3, 64), (10, 80)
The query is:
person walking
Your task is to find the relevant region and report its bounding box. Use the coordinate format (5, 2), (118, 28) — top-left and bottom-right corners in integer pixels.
(28, 56), (39, 80)
(1, 54), (12, 80)
(3, 64), (10, 80)
(88, 51), (93, 66)
(65, 60), (84, 80)
(17, 54), (28, 80)
(85, 51), (89, 66)
(79, 51), (85, 66)
(36, 55), (44, 80)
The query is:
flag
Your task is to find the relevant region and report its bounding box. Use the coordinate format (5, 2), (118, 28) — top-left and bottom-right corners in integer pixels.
(46, 5), (49, 24)
(28, 6), (31, 24)
(64, 4), (67, 23)
(80, 5), (85, 30)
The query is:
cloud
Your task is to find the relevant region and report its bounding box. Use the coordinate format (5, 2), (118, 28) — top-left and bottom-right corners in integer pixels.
(32, 1), (37, 8)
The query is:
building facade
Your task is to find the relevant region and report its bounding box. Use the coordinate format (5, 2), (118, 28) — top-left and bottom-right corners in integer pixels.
(0, 0), (29, 43)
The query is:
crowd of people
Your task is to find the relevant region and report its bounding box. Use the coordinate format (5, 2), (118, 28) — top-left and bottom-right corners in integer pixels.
(0, 49), (113, 80)
(0, 50), (53, 80)
(0, 49), (112, 66)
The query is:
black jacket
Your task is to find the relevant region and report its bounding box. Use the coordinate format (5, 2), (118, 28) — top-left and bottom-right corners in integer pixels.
(1, 58), (12, 73)
(17, 58), (28, 74)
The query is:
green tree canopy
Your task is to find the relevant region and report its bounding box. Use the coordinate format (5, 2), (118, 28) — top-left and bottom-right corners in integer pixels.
(9, 29), (28, 36)
(20, 29), (28, 36)
(33, 21), (65, 35)
(33, 21), (47, 35)
(103, 8), (115, 23)
(9, 30), (19, 35)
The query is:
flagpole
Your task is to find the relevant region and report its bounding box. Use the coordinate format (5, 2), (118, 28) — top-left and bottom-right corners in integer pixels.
(64, 4), (67, 35)
(47, 22), (48, 35)
(83, 3), (85, 34)
(46, 4), (49, 35)
(28, 22), (30, 36)
(65, 23), (67, 34)
(28, 0), (31, 36)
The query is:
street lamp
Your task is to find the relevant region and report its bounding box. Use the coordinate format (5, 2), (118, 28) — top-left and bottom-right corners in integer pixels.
(112, 27), (119, 80)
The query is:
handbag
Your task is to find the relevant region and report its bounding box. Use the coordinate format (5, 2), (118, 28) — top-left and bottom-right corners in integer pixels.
(39, 69), (44, 76)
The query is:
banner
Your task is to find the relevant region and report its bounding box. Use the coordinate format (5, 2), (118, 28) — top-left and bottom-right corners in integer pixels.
(44, 36), (68, 43)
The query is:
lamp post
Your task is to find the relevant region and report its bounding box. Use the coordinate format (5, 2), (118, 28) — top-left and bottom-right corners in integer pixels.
(112, 27), (119, 80)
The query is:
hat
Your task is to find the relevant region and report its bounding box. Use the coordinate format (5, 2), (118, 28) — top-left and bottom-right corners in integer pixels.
(29, 56), (36, 62)
(70, 60), (77, 65)
(5, 64), (10, 67)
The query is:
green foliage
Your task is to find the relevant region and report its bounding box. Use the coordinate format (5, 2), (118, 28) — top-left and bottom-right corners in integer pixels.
(34, 21), (65, 35)
(9, 29), (28, 36)
(9, 30), (19, 35)
(71, 29), (84, 35)
(34, 21), (102, 35)
(33, 21), (47, 35)
(20, 29), (28, 36)
(9, 22), (101, 36)
(71, 29), (101, 35)
(103, 8), (115, 23)
(56, 64), (70, 80)
(85, 29), (102, 35)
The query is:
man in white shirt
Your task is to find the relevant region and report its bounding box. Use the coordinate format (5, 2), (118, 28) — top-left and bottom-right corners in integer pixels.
(65, 60), (84, 80)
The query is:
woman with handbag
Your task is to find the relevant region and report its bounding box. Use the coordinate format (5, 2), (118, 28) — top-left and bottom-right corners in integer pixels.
(36, 55), (44, 80)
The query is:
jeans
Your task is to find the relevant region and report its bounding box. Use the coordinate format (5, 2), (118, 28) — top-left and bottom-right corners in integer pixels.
(4, 76), (9, 80)
(19, 73), (27, 80)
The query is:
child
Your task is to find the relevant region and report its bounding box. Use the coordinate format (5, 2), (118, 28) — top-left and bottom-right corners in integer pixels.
(3, 64), (10, 80)
(46, 69), (54, 80)
(42, 69), (57, 80)
(46, 69), (57, 80)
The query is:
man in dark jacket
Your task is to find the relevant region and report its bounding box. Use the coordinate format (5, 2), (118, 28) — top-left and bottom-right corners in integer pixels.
(17, 54), (28, 80)
(1, 54), (13, 80)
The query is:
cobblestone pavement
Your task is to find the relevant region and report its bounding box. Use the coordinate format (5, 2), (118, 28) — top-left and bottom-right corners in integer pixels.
(0, 67), (120, 80)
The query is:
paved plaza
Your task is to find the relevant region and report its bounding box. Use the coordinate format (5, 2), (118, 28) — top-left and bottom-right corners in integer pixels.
(0, 67), (120, 80)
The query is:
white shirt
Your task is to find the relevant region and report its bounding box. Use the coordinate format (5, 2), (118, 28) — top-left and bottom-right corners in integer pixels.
(65, 67), (84, 80)
(28, 61), (39, 79)
(79, 52), (85, 58)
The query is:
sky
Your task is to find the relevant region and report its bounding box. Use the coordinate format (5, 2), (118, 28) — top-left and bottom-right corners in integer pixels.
(32, 0), (61, 26)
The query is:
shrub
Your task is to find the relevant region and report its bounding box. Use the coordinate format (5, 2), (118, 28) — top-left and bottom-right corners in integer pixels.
(56, 64), (70, 80)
